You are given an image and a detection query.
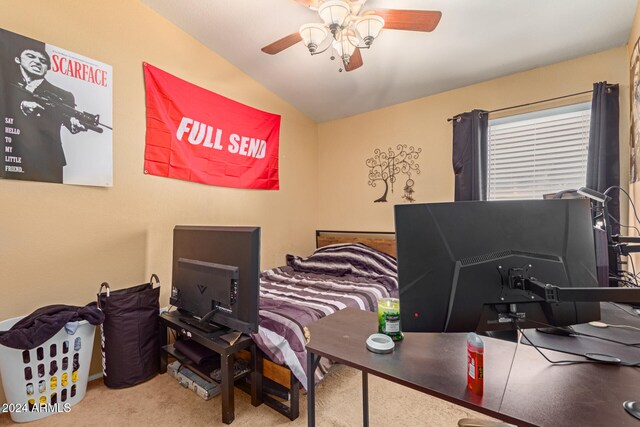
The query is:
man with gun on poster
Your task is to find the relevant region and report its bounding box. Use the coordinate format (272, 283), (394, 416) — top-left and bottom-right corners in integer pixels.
(3, 42), (108, 183)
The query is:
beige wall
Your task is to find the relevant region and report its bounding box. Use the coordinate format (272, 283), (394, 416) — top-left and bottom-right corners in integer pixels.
(0, 0), (318, 404)
(318, 47), (630, 231)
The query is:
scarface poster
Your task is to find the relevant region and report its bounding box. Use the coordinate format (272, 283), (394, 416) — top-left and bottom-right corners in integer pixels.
(0, 28), (112, 186)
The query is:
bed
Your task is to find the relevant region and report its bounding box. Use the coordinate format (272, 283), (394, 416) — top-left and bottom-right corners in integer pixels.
(248, 230), (397, 419)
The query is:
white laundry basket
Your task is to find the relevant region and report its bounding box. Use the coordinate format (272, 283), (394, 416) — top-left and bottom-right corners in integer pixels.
(0, 316), (96, 422)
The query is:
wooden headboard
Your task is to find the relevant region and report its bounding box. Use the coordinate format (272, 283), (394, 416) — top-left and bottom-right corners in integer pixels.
(315, 230), (396, 257)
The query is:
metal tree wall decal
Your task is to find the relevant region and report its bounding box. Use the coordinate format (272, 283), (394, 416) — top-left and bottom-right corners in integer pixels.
(366, 144), (421, 203)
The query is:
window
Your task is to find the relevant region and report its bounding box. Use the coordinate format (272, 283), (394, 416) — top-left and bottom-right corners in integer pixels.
(487, 103), (591, 201)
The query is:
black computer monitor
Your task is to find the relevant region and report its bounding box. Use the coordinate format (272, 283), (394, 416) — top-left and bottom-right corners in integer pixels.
(170, 225), (260, 334)
(395, 199), (603, 333)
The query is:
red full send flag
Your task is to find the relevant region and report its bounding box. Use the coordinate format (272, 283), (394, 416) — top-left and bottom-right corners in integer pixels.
(143, 63), (280, 189)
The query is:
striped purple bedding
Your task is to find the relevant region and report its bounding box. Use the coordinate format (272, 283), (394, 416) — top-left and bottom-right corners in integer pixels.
(251, 243), (398, 389)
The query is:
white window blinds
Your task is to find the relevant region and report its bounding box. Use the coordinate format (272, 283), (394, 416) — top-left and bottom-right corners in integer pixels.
(487, 103), (591, 201)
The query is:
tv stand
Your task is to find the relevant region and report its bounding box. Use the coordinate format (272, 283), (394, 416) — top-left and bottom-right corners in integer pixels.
(159, 311), (262, 424)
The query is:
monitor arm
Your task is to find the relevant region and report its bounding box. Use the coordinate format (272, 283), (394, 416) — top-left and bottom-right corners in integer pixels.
(506, 267), (640, 304)
(525, 277), (640, 304)
(610, 235), (640, 255)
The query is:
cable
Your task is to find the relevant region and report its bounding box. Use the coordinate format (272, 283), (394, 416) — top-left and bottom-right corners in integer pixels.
(608, 276), (632, 284)
(610, 280), (636, 289)
(517, 324), (640, 367)
(608, 302), (640, 318)
(498, 329), (521, 411)
(167, 304), (178, 342)
(628, 256), (639, 287)
(574, 330), (640, 347)
(610, 277), (639, 288)
(612, 271), (636, 282)
(605, 186), (640, 226)
(609, 215), (640, 236)
(595, 323), (640, 332)
(617, 271), (639, 287)
(517, 324), (604, 365)
(623, 276), (639, 288)
(524, 317), (640, 347)
(602, 186), (640, 287)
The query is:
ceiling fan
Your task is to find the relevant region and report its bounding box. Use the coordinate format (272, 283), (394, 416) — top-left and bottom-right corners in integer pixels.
(261, 0), (442, 72)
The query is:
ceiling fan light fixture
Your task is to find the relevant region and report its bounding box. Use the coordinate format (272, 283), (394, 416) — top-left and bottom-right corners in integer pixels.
(261, 3), (443, 73)
(299, 23), (328, 54)
(354, 15), (384, 47)
(332, 35), (357, 64)
(318, 0), (351, 36)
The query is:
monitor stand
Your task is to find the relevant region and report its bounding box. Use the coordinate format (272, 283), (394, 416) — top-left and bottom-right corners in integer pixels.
(535, 325), (576, 337)
(624, 401), (640, 420)
(180, 316), (224, 334)
(480, 329), (518, 343)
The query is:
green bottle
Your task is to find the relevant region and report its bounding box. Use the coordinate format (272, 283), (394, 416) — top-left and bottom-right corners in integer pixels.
(378, 298), (404, 341)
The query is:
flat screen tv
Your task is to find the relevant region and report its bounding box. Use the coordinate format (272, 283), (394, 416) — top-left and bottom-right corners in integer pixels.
(170, 225), (260, 334)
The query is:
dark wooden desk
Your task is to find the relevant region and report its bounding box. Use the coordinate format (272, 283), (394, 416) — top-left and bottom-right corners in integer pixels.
(159, 311), (262, 424)
(306, 308), (640, 427)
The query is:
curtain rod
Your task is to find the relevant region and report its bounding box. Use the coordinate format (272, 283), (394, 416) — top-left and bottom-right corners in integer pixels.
(446, 87), (607, 122)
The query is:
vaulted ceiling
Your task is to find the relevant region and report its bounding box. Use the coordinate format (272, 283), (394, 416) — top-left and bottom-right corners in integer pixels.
(142, 0), (637, 122)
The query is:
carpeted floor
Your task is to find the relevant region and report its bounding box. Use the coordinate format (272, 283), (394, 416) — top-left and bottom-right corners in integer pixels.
(0, 364), (495, 426)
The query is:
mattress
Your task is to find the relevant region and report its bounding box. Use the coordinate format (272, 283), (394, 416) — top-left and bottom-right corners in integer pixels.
(251, 243), (398, 389)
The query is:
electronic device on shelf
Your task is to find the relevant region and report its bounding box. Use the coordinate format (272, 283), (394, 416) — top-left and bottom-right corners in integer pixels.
(167, 361), (220, 401)
(170, 225), (260, 335)
(394, 199), (640, 334)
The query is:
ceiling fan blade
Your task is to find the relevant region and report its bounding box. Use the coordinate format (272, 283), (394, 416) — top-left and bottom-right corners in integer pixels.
(261, 32), (303, 55)
(345, 48), (363, 72)
(350, 0), (368, 15)
(292, 0), (320, 10)
(366, 9), (442, 32)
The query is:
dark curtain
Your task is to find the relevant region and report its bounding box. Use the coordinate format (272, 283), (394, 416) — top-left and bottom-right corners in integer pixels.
(452, 110), (489, 201)
(586, 82), (619, 286)
(586, 82), (620, 236)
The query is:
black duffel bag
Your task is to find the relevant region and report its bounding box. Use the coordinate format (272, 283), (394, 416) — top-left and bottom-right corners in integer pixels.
(97, 274), (160, 388)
